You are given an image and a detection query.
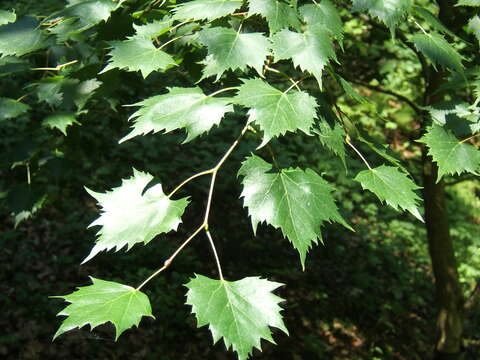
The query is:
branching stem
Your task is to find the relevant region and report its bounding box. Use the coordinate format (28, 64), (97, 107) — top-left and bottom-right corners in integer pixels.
(460, 133), (480, 144)
(32, 60), (78, 71)
(159, 36), (185, 50)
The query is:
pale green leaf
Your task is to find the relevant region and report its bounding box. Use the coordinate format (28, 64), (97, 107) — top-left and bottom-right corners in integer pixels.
(411, 32), (464, 72)
(43, 112), (79, 135)
(456, 0), (480, 6)
(299, 1), (343, 44)
(198, 27), (269, 80)
(314, 120), (346, 168)
(352, 0), (412, 35)
(234, 78), (317, 146)
(0, 17), (48, 57)
(354, 165), (423, 221)
(238, 155), (349, 268)
(185, 274), (287, 360)
(53, 277), (154, 340)
(0, 97), (30, 121)
(270, 25), (336, 86)
(101, 36), (176, 78)
(248, 0), (300, 33)
(0, 10), (16, 26)
(83, 169), (189, 263)
(173, 0), (243, 21)
(413, 7), (455, 38)
(133, 17), (172, 39)
(121, 87), (233, 143)
(418, 124), (480, 181)
(468, 16), (480, 45)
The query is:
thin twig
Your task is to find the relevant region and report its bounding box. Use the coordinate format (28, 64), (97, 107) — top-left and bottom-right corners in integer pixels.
(31, 60), (78, 71)
(460, 133), (480, 144)
(158, 36), (185, 50)
(206, 230), (224, 280)
(346, 136), (372, 170)
(208, 87), (238, 97)
(168, 169), (213, 198)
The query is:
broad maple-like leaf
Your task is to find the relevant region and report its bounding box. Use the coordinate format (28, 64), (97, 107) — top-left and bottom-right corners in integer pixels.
(0, 10), (16, 26)
(101, 36), (176, 78)
(354, 165), (423, 221)
(0, 17), (48, 57)
(248, 0), (300, 34)
(0, 97), (30, 121)
(53, 277), (154, 340)
(352, 0), (412, 35)
(120, 87), (233, 143)
(411, 33), (464, 72)
(198, 27), (269, 80)
(173, 0), (243, 21)
(185, 274), (287, 360)
(270, 24), (336, 86)
(299, 1), (343, 44)
(234, 78), (317, 146)
(238, 155), (349, 268)
(43, 112), (78, 135)
(418, 124), (480, 181)
(83, 169), (189, 263)
(314, 120), (346, 168)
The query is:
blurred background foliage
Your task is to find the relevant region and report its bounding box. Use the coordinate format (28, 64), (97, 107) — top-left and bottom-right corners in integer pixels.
(1, 0), (479, 359)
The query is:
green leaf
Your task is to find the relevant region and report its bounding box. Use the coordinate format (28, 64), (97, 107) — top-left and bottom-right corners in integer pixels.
(270, 25), (336, 86)
(121, 87), (233, 143)
(83, 169), (189, 263)
(234, 78), (317, 146)
(0, 56), (29, 76)
(101, 36), (176, 78)
(198, 27), (269, 80)
(413, 7), (456, 38)
(0, 97), (30, 121)
(173, 0), (243, 21)
(248, 0), (300, 34)
(335, 75), (369, 104)
(133, 17), (173, 39)
(43, 112), (79, 135)
(468, 16), (480, 45)
(238, 155), (349, 268)
(299, 1), (343, 44)
(185, 274), (287, 360)
(456, 0), (480, 6)
(314, 120), (347, 168)
(354, 165), (423, 221)
(352, 0), (412, 35)
(418, 124), (480, 181)
(0, 10), (16, 26)
(0, 17), (48, 57)
(411, 32), (464, 72)
(53, 277), (154, 340)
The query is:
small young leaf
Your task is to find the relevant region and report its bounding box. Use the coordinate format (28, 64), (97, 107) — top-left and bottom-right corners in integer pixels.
(248, 0), (301, 34)
(238, 155), (349, 268)
(83, 169), (189, 263)
(234, 78), (317, 146)
(0, 17), (48, 57)
(352, 0), (412, 35)
(185, 274), (288, 360)
(0, 10), (16, 26)
(198, 27), (269, 80)
(0, 97), (30, 121)
(314, 120), (347, 168)
(121, 87), (233, 143)
(411, 32), (464, 72)
(101, 36), (176, 78)
(173, 0), (243, 21)
(299, 0), (343, 44)
(418, 124), (480, 181)
(354, 165), (423, 221)
(468, 16), (480, 45)
(53, 277), (154, 340)
(133, 17), (172, 39)
(43, 112), (78, 135)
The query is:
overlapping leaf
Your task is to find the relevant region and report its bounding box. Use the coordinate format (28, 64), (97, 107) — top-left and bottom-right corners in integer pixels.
(0, 10), (16, 26)
(101, 36), (176, 78)
(43, 112), (78, 135)
(121, 87), (233, 143)
(234, 79), (317, 146)
(238, 155), (349, 268)
(198, 27), (269, 80)
(248, 0), (300, 33)
(352, 0), (412, 35)
(468, 16), (480, 44)
(354, 165), (423, 221)
(0, 17), (48, 57)
(299, 0), (343, 44)
(133, 17), (172, 38)
(0, 97), (30, 121)
(411, 32), (464, 72)
(418, 124), (480, 181)
(456, 0), (480, 6)
(413, 7), (456, 38)
(173, 0), (243, 21)
(83, 169), (189, 263)
(314, 120), (346, 168)
(270, 24), (336, 86)
(53, 277), (154, 340)
(185, 274), (287, 360)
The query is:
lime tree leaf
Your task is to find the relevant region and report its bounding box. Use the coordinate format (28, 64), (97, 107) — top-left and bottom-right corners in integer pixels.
(354, 165), (423, 221)
(185, 274), (287, 360)
(0, 17), (48, 57)
(53, 277), (154, 340)
(418, 124), (480, 181)
(133, 17), (172, 38)
(83, 169), (189, 263)
(411, 33), (464, 72)
(120, 87), (233, 143)
(248, 0), (300, 34)
(234, 78), (317, 146)
(468, 16), (480, 44)
(352, 0), (412, 35)
(270, 24), (336, 86)
(173, 0), (243, 21)
(299, 1), (343, 44)
(0, 10), (16, 26)
(0, 97), (30, 121)
(413, 7), (456, 38)
(198, 27), (269, 80)
(43, 112), (78, 135)
(238, 155), (349, 268)
(314, 120), (346, 168)
(100, 36), (176, 78)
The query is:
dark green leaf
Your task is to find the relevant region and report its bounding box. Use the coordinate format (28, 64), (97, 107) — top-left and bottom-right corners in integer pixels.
(0, 17), (48, 57)
(0, 97), (30, 121)
(411, 32), (464, 72)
